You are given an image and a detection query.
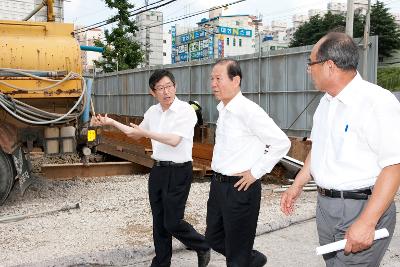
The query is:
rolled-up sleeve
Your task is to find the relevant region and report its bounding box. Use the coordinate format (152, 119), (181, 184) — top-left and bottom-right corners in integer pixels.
(170, 106), (197, 140)
(365, 94), (400, 168)
(248, 107), (291, 179)
(139, 109), (150, 130)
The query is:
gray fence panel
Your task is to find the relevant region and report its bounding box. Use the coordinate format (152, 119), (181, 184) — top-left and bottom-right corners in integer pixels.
(92, 36), (378, 137)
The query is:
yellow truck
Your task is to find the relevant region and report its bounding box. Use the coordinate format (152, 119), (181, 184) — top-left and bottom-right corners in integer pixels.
(0, 3), (98, 204)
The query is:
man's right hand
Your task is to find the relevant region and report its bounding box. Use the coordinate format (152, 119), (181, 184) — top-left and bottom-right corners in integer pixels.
(280, 185), (303, 215)
(90, 114), (114, 127)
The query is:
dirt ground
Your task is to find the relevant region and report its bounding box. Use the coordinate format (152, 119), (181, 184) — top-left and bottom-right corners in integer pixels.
(0, 171), (399, 267)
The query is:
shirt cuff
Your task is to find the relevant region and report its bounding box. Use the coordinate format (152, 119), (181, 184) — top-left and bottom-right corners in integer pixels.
(170, 131), (191, 140)
(379, 157), (400, 169)
(250, 167), (268, 180)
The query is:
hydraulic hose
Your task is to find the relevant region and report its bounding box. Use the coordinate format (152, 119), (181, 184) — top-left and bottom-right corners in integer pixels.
(0, 68), (86, 125)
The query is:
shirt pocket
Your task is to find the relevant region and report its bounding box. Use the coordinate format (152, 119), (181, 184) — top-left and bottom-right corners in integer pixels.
(337, 132), (358, 162)
(222, 125), (249, 152)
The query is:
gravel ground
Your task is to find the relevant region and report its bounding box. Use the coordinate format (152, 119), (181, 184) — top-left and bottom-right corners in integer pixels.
(0, 172), (398, 267)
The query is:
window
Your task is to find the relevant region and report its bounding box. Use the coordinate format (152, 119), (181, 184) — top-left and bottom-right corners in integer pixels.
(163, 40), (167, 44)
(146, 15), (150, 20)
(239, 39), (242, 47)
(233, 38), (236, 47)
(235, 21), (240, 26)
(226, 38), (230, 46)
(163, 52), (167, 56)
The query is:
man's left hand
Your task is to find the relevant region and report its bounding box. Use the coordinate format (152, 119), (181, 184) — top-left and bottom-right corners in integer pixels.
(344, 219), (375, 254)
(233, 170), (256, 191)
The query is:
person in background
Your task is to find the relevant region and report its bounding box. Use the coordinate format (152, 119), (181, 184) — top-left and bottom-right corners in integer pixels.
(189, 100), (204, 126)
(91, 69), (210, 267)
(281, 32), (400, 266)
(206, 59), (291, 267)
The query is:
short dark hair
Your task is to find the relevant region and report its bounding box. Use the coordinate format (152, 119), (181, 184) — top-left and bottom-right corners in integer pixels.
(316, 32), (359, 71)
(214, 59), (242, 85)
(149, 69), (175, 90)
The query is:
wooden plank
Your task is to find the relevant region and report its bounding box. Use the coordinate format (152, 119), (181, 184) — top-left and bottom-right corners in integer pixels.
(101, 131), (152, 149)
(97, 143), (154, 168)
(102, 136), (148, 156)
(193, 143), (213, 161)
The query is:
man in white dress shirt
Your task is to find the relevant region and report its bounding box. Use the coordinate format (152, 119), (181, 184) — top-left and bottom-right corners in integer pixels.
(205, 59), (291, 267)
(91, 69), (210, 267)
(281, 32), (400, 266)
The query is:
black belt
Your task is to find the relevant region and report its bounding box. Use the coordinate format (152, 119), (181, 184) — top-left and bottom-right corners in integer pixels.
(153, 160), (191, 167)
(317, 186), (372, 200)
(213, 172), (242, 183)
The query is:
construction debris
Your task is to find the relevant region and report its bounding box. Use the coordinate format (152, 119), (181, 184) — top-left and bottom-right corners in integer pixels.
(0, 203), (80, 223)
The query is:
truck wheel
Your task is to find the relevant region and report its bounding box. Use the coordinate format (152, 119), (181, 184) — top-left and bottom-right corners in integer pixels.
(0, 150), (15, 205)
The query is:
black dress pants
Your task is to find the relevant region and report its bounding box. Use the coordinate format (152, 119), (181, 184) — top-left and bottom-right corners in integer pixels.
(149, 162), (209, 267)
(205, 176), (262, 267)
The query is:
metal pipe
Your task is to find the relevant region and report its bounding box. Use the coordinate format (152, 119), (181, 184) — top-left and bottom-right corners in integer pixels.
(0, 203), (80, 223)
(23, 0), (46, 21)
(80, 45), (105, 53)
(47, 0), (55, 22)
(0, 70), (67, 78)
(362, 0), (371, 79)
(81, 78), (93, 124)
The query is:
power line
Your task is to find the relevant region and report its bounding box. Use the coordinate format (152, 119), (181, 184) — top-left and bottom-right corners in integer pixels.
(74, 0), (170, 33)
(74, 0), (176, 34)
(68, 7), (110, 22)
(138, 0), (246, 31)
(94, 0), (245, 42)
(160, 0), (199, 20)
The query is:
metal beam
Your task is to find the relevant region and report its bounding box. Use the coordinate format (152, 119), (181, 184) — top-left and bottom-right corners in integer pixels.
(41, 162), (141, 179)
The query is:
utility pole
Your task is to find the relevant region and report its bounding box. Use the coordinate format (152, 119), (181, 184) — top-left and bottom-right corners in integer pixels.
(345, 0), (355, 37)
(362, 0), (371, 79)
(145, 26), (150, 66)
(116, 52), (119, 72)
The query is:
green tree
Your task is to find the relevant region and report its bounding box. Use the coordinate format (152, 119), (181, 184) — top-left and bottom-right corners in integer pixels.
(289, 1), (400, 58)
(367, 1), (400, 58)
(289, 12), (346, 47)
(289, 12), (364, 47)
(94, 0), (143, 73)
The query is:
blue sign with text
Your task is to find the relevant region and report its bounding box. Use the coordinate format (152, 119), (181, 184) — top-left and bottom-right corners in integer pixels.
(217, 26), (252, 37)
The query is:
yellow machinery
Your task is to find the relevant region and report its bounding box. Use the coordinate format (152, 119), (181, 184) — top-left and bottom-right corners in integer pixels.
(0, 20), (83, 98)
(0, 4), (99, 204)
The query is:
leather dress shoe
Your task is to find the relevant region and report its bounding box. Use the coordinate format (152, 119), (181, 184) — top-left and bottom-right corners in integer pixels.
(197, 249), (211, 267)
(250, 250), (267, 267)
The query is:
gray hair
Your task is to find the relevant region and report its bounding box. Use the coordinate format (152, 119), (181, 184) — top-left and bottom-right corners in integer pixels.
(316, 32), (359, 71)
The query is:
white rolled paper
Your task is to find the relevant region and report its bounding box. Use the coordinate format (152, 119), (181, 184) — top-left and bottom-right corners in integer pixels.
(316, 228), (389, 255)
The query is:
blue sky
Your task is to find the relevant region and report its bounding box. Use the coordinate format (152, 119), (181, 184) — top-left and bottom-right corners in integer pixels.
(64, 0), (400, 30)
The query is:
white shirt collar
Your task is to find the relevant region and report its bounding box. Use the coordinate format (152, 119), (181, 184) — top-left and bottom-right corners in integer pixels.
(217, 91), (243, 114)
(324, 72), (361, 105)
(155, 96), (180, 112)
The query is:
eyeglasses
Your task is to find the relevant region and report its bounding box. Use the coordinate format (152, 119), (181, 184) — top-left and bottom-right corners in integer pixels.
(307, 58), (329, 67)
(153, 83), (175, 92)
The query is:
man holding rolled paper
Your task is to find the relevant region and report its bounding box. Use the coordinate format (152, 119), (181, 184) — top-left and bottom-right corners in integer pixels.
(280, 32), (400, 266)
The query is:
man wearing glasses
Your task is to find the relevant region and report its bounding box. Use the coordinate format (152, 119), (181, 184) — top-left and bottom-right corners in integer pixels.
(92, 69), (210, 267)
(281, 32), (400, 266)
